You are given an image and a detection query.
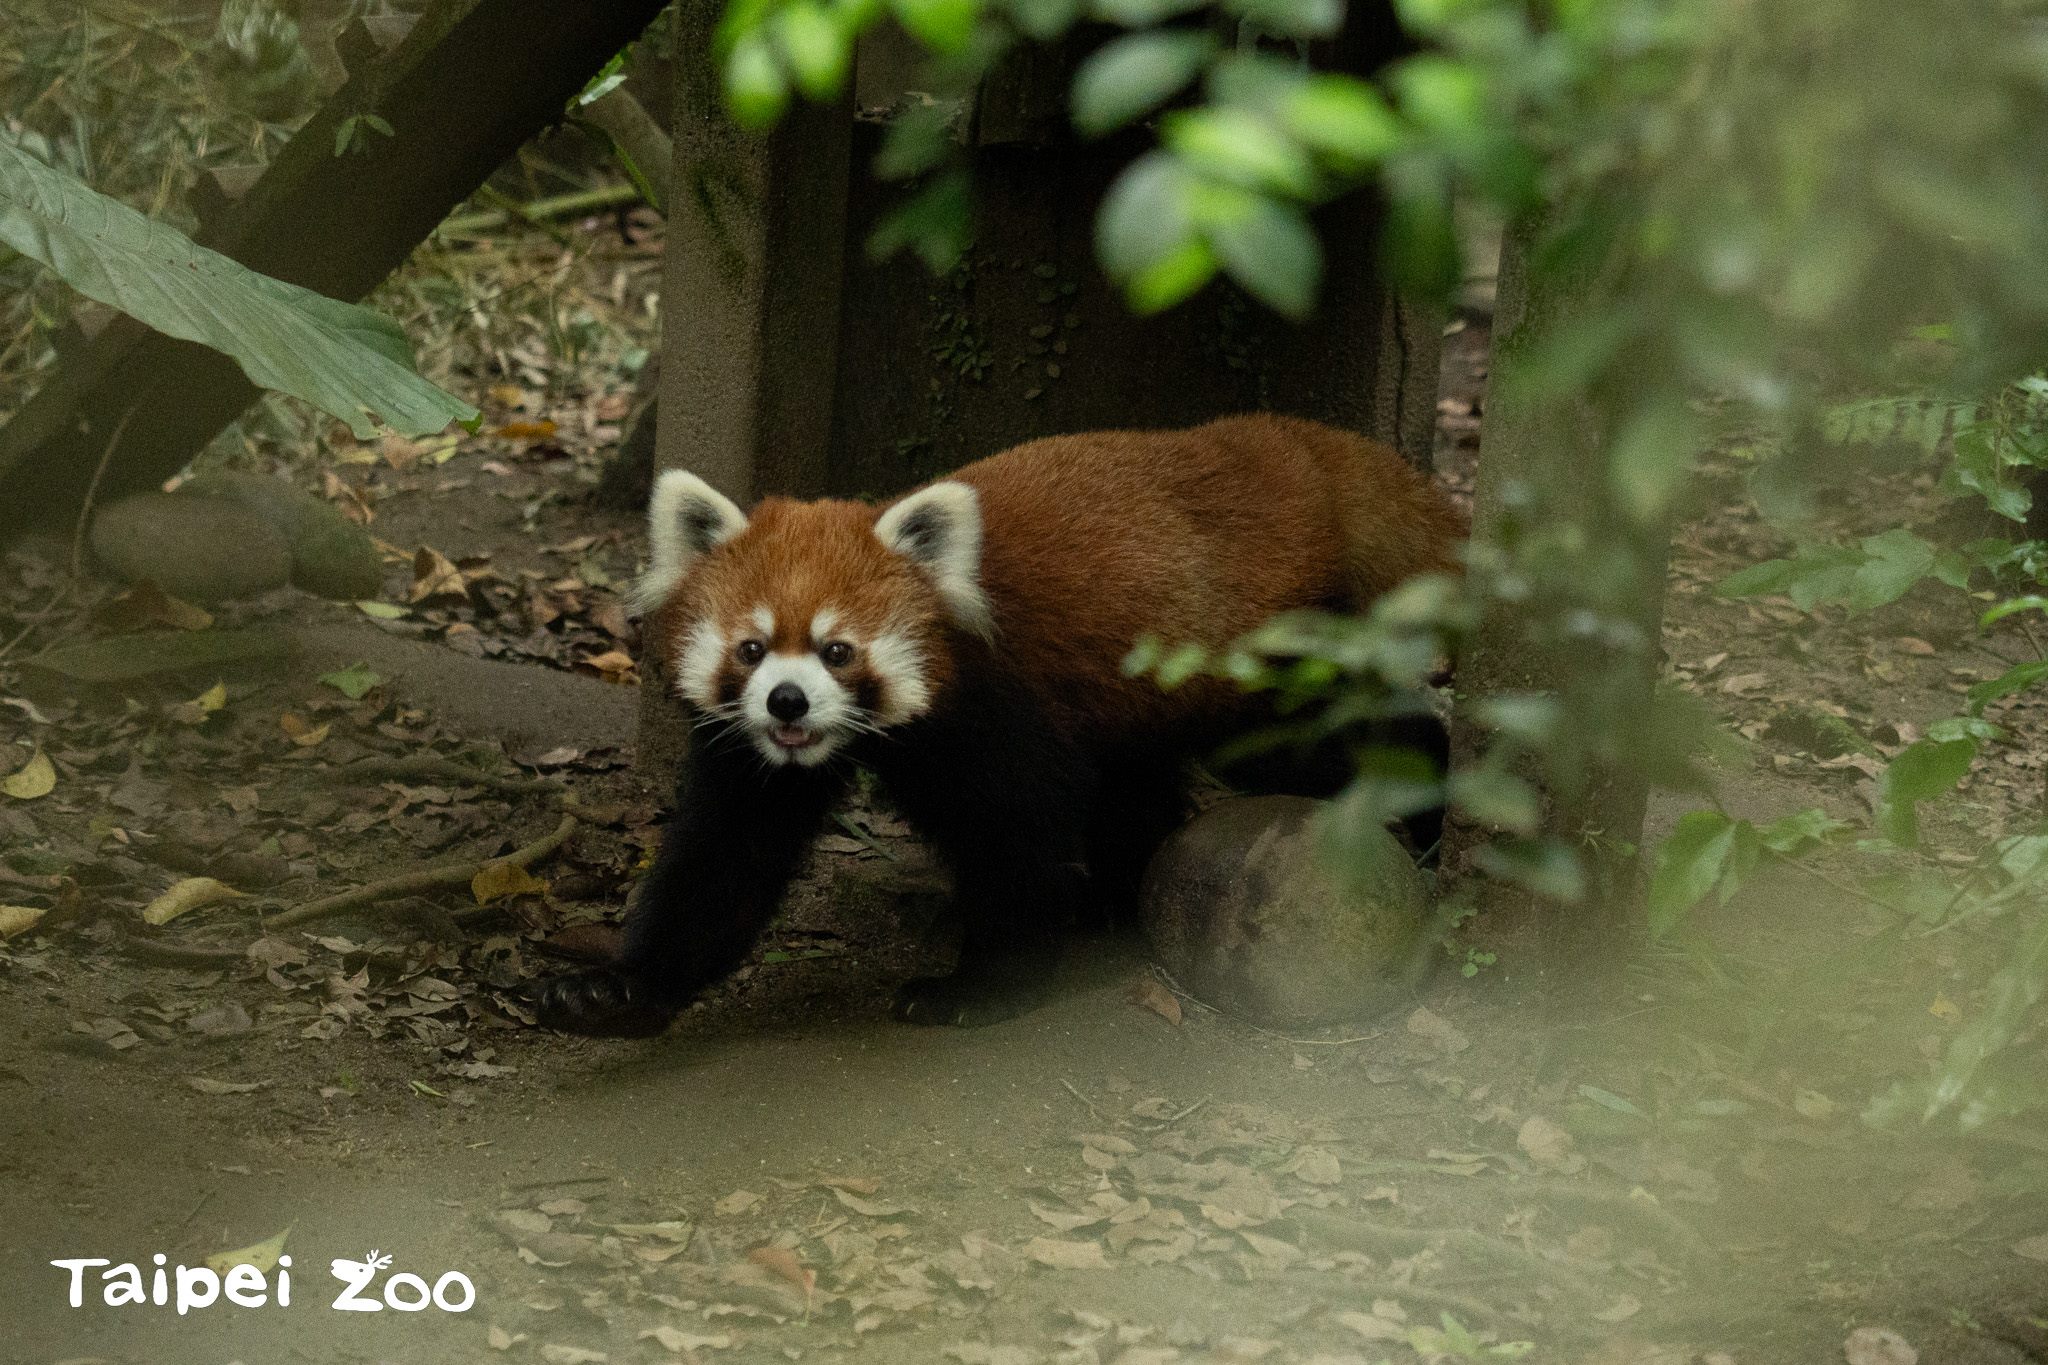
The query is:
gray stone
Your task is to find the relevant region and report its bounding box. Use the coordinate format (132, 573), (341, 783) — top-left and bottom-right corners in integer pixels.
(1140, 795), (1433, 1028)
(89, 493), (292, 602)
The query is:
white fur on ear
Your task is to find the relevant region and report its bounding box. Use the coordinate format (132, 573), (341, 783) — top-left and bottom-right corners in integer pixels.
(875, 481), (992, 639)
(635, 470), (748, 612)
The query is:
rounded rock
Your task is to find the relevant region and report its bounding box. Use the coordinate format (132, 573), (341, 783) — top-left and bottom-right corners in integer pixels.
(180, 471), (383, 600)
(89, 493), (293, 603)
(1140, 795), (1432, 1028)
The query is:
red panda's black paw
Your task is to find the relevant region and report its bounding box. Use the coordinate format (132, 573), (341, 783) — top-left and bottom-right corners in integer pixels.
(532, 969), (678, 1037)
(891, 975), (1035, 1028)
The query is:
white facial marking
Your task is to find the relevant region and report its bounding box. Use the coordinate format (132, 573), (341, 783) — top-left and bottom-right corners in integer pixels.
(810, 607), (840, 644)
(865, 631), (933, 724)
(751, 605), (775, 637)
(636, 471), (748, 613)
(874, 482), (994, 640)
(742, 652), (853, 767)
(674, 620), (728, 707)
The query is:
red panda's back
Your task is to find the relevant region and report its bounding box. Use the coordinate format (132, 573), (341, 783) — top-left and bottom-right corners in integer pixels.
(944, 414), (1463, 748)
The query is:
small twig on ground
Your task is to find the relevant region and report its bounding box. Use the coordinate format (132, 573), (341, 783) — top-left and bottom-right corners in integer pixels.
(1165, 1095), (1210, 1125)
(261, 812), (577, 933)
(314, 753), (563, 795)
(1059, 1078), (1103, 1120)
(0, 408), (133, 667)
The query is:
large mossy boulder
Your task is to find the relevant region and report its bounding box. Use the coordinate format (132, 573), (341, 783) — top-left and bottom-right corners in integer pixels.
(1140, 795), (1433, 1028)
(89, 493), (292, 603)
(90, 474), (382, 603)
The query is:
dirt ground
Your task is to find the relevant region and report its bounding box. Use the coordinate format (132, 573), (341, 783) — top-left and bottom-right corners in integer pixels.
(4, 273), (2048, 1365)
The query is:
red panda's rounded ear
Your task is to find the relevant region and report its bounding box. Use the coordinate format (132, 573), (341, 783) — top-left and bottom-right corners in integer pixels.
(875, 482), (992, 639)
(635, 470), (748, 612)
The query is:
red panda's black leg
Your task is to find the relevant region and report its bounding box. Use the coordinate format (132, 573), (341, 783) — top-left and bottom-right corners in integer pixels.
(871, 676), (1093, 1026)
(533, 734), (844, 1036)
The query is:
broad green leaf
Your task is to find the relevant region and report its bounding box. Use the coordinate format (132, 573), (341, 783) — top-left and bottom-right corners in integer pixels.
(867, 172), (972, 273)
(1757, 807), (1850, 853)
(1846, 529), (1936, 611)
(1163, 107), (1320, 197)
(1875, 737), (1977, 846)
(724, 33), (790, 129)
(1967, 659), (2048, 713)
(1098, 152), (1205, 301)
(1071, 31), (1216, 138)
(0, 139), (475, 440)
(873, 102), (957, 181)
(889, 0), (980, 54)
(1926, 716), (2002, 744)
(1010, 0), (1084, 39)
(1446, 767), (1540, 835)
(775, 1), (852, 100)
(1203, 195), (1321, 320)
(1714, 558), (1796, 599)
(1608, 397), (1702, 524)
(1225, 0), (1342, 39)
(318, 662), (387, 701)
(1472, 837), (1584, 902)
(1981, 595), (2048, 628)
(1645, 810), (1739, 937)
(1090, 0), (1209, 24)
(1281, 75), (1404, 170)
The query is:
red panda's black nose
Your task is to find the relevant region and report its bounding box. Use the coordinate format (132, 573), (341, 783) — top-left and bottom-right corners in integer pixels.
(766, 682), (809, 722)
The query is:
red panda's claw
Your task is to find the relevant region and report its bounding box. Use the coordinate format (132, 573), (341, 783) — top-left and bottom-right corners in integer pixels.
(532, 969), (678, 1038)
(892, 975), (1029, 1028)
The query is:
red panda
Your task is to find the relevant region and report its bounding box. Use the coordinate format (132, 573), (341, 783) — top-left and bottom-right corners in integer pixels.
(536, 413), (1467, 1035)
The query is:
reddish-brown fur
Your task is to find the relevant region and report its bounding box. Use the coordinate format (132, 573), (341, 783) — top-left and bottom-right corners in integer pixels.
(646, 412), (1465, 742)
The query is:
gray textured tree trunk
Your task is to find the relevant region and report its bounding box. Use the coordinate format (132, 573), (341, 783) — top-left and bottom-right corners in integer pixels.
(1441, 214), (1672, 987)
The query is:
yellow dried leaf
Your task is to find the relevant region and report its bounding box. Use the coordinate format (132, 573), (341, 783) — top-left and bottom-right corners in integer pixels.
(410, 545), (469, 603)
(204, 1223), (292, 1275)
(1929, 994), (1961, 1021)
(0, 905), (47, 938)
(1127, 977), (1182, 1026)
(278, 713), (331, 748)
(472, 861), (547, 906)
(2, 748), (56, 800)
(142, 877), (248, 926)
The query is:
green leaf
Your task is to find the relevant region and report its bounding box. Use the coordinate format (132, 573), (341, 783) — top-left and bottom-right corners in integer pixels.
(1089, 0), (1209, 24)
(1472, 837), (1584, 902)
(1098, 152), (1205, 303)
(1967, 660), (2048, 713)
(873, 101), (957, 181)
(1608, 397), (1702, 524)
(1875, 737), (1978, 846)
(317, 662), (386, 701)
(355, 600), (406, 620)
(1071, 31), (1216, 138)
(889, 0), (981, 54)
(1009, 0), (1084, 39)
(1224, 0), (1342, 40)
(775, 1), (852, 100)
(1280, 75), (1403, 170)
(1645, 810), (1740, 937)
(724, 33), (789, 129)
(1162, 108), (1320, 198)
(1712, 558), (1795, 599)
(1446, 767), (1540, 836)
(1846, 528), (1937, 611)
(1981, 595), (2048, 628)
(0, 139), (475, 440)
(1575, 1084), (1645, 1117)
(1757, 807), (1850, 854)
(867, 171), (972, 272)
(1203, 196), (1321, 320)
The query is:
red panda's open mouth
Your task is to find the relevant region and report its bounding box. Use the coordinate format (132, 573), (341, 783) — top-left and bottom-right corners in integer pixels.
(768, 725), (822, 751)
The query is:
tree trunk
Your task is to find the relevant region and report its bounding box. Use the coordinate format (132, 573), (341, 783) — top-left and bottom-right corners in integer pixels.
(1440, 213), (1672, 991)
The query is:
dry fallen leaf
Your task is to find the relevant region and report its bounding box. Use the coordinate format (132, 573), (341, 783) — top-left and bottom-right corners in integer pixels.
(2, 748), (56, 800)
(204, 1224), (292, 1275)
(640, 1326), (732, 1352)
(1022, 1236), (1110, 1270)
(0, 905), (47, 938)
(1128, 978), (1182, 1026)
(168, 681), (229, 726)
(472, 861), (548, 906)
(714, 1189), (763, 1217)
(277, 712), (331, 748)
(1843, 1326), (1917, 1365)
(745, 1244), (815, 1307)
(142, 877), (247, 926)
(495, 419), (558, 442)
(2011, 1233), (2048, 1262)
(1517, 1115), (1582, 1172)
(833, 1187), (913, 1218)
(411, 545), (470, 603)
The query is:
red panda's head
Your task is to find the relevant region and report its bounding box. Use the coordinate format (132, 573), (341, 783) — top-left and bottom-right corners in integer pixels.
(634, 472), (991, 768)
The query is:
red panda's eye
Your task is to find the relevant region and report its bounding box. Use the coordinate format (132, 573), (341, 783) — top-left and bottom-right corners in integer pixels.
(821, 641), (854, 668)
(737, 640), (766, 665)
